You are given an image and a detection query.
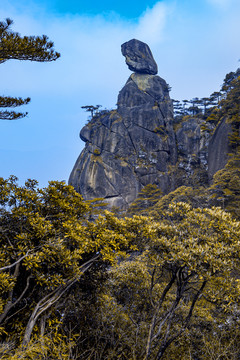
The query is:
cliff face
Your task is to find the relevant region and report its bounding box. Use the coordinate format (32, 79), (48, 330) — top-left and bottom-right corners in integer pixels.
(208, 117), (232, 182)
(69, 39), (231, 208)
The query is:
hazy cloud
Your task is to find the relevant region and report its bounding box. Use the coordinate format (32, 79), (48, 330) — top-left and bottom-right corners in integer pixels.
(0, 1), (169, 105)
(0, 1), (169, 185)
(134, 2), (168, 44)
(207, 0), (234, 8)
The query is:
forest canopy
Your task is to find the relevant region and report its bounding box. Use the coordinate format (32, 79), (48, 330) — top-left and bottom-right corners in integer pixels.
(0, 177), (240, 359)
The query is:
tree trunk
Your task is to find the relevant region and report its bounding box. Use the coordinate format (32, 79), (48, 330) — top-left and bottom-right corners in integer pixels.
(22, 254), (99, 347)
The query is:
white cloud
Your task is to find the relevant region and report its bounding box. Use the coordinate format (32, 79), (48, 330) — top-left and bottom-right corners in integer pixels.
(0, 1), (170, 186)
(0, 1), (169, 99)
(134, 2), (168, 44)
(0, 0), (240, 187)
(207, 0), (233, 8)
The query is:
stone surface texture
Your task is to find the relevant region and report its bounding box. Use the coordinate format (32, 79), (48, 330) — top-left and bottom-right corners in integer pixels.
(121, 39), (158, 75)
(69, 39), (231, 209)
(69, 70), (176, 209)
(208, 117), (231, 182)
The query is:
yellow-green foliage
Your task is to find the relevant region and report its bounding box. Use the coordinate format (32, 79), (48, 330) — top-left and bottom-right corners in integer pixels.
(127, 184), (163, 215)
(148, 185), (208, 218)
(210, 149), (240, 219)
(0, 177), (141, 349)
(0, 332), (77, 360)
(206, 72), (240, 148)
(1, 177), (240, 359)
(93, 148), (101, 155)
(154, 125), (165, 134)
(92, 203), (240, 359)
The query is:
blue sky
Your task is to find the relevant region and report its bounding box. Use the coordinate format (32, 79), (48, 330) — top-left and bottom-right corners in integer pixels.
(0, 0), (240, 188)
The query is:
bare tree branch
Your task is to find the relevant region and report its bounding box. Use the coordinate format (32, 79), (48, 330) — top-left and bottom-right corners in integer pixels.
(22, 253), (100, 346)
(155, 280), (207, 360)
(0, 252), (29, 271)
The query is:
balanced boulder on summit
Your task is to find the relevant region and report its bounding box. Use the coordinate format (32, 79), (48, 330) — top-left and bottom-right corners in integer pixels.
(121, 39), (158, 75)
(69, 39), (176, 209)
(69, 39), (229, 209)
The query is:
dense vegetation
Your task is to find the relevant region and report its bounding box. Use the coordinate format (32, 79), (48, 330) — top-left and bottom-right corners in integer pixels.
(0, 174), (239, 359)
(1, 18), (240, 360)
(0, 175), (240, 360)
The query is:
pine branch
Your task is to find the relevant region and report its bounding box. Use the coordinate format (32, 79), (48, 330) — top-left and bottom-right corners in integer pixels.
(0, 18), (60, 63)
(0, 33), (60, 63)
(0, 96), (30, 108)
(0, 110), (28, 120)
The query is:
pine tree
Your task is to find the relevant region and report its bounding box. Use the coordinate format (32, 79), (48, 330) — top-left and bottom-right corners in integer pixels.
(127, 184), (163, 214)
(0, 18), (60, 120)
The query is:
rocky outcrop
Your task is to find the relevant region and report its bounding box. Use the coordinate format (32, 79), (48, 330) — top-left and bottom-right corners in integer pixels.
(174, 117), (214, 187)
(208, 117), (232, 182)
(121, 39), (158, 75)
(69, 39), (232, 209)
(69, 39), (177, 209)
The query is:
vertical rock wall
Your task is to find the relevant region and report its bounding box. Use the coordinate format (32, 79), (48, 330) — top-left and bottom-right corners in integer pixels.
(69, 39), (232, 208)
(69, 40), (177, 209)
